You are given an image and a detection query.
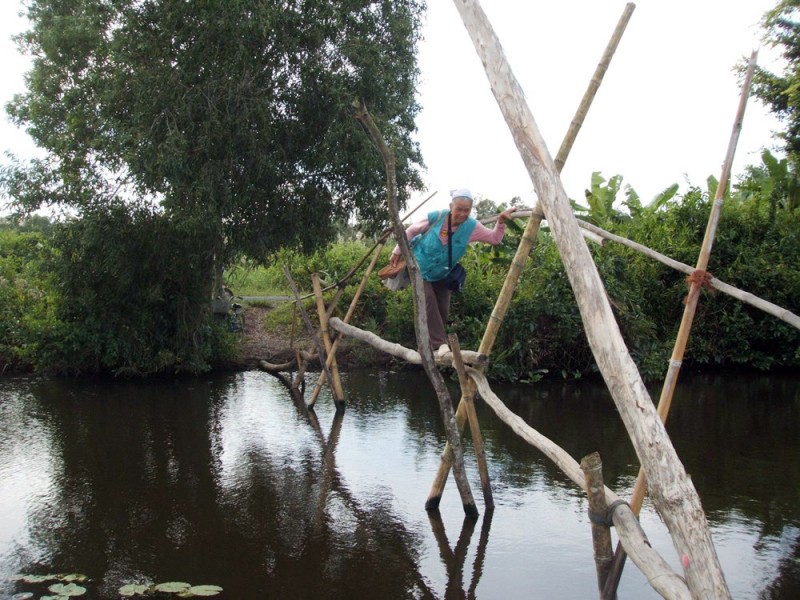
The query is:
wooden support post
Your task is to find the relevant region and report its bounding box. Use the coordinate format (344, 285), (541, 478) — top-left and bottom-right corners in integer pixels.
(449, 333), (494, 509)
(354, 99), (478, 518)
(426, 1), (633, 510)
(283, 266), (342, 407)
(311, 273), (346, 410)
(603, 50), (759, 597)
(580, 452), (614, 595)
(308, 240), (386, 407)
(453, 0), (729, 595)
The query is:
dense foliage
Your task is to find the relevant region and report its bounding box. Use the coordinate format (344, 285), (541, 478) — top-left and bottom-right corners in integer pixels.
(1, 0), (425, 375)
(3, 0), (424, 258)
(222, 173), (800, 382)
(1, 208), (236, 375)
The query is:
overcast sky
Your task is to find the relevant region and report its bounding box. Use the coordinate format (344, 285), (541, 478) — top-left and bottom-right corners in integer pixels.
(1, 0), (785, 214)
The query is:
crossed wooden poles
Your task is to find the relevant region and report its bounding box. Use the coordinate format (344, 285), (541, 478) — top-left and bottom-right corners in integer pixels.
(259, 2), (800, 598)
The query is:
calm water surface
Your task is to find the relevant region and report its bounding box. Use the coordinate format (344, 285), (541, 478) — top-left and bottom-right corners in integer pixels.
(0, 369), (798, 599)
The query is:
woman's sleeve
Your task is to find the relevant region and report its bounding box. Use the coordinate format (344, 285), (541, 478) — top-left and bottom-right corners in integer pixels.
(469, 220), (506, 245)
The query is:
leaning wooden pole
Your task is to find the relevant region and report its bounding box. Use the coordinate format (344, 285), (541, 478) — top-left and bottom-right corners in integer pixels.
(452, 0), (730, 596)
(604, 49), (759, 596)
(307, 242), (385, 407)
(311, 273), (346, 410)
(426, 1), (634, 510)
(449, 334), (493, 508)
(354, 99), (479, 518)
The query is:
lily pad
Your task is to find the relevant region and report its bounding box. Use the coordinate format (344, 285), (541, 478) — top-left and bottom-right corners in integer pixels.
(48, 582), (87, 596)
(12, 593), (35, 600)
(62, 574), (89, 583)
(21, 574), (59, 583)
(119, 583), (150, 597)
(154, 581), (191, 593)
(186, 585), (223, 597)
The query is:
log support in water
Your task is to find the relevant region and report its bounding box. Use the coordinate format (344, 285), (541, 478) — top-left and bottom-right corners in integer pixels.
(580, 452), (614, 595)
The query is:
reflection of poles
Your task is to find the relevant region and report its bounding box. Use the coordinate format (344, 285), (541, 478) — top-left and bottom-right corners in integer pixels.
(468, 508), (494, 599)
(603, 50), (759, 599)
(427, 508), (494, 598)
(426, 1), (635, 512)
(283, 266), (343, 407)
(314, 410), (344, 535)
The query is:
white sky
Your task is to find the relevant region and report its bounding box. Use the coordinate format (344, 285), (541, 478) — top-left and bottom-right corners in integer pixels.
(0, 0), (785, 214)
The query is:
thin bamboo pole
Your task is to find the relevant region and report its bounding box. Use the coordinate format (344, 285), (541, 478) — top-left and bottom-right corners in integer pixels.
(555, 3), (636, 172)
(425, 1), (634, 510)
(603, 49), (759, 597)
(311, 273), (346, 410)
(454, 0), (729, 595)
(491, 211), (800, 329)
(449, 334), (494, 508)
(580, 452), (614, 595)
(307, 240), (386, 407)
(283, 266), (341, 406)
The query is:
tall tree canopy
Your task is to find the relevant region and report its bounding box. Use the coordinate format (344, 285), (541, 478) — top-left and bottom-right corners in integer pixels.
(753, 0), (800, 162)
(4, 0), (425, 259)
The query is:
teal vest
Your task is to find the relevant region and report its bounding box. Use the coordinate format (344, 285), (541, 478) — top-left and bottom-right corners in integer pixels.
(413, 210), (477, 282)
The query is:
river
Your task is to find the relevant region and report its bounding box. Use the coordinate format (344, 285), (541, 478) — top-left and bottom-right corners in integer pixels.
(1, 369), (798, 598)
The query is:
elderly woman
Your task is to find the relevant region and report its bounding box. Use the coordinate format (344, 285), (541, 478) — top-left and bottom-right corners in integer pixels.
(390, 189), (515, 357)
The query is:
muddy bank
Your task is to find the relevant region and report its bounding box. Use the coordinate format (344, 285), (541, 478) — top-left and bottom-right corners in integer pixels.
(225, 306), (393, 371)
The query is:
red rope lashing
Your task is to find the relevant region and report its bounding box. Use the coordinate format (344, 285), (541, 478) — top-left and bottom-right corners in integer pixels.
(683, 269), (715, 304)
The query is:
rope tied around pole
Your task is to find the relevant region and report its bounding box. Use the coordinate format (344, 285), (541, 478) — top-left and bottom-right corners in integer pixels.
(684, 269), (715, 304)
(588, 499), (631, 528)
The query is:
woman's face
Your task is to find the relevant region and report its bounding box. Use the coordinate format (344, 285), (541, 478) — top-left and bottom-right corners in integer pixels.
(450, 198), (473, 226)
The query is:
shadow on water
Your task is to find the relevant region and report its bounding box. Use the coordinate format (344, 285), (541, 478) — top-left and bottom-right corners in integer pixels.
(0, 368), (798, 598)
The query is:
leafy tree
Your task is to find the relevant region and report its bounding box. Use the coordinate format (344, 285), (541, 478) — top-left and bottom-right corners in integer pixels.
(751, 1), (800, 161)
(3, 0), (425, 263)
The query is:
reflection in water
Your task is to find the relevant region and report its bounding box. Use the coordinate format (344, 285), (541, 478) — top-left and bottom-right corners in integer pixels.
(0, 370), (797, 598)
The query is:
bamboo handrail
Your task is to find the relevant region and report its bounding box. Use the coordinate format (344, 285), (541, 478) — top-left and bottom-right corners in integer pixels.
(604, 49), (759, 596)
(425, 1), (635, 511)
(485, 210), (800, 330)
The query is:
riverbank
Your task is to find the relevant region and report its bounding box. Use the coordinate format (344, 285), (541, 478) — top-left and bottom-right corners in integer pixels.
(225, 305), (391, 372)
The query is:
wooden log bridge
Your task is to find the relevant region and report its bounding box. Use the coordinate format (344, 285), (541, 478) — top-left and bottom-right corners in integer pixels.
(324, 317), (691, 598)
(260, 2), (788, 596)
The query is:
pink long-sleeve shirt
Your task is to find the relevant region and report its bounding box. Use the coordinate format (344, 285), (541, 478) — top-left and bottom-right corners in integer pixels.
(392, 215), (506, 256)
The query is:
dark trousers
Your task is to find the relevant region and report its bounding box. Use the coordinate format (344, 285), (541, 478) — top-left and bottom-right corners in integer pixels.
(424, 280), (451, 349)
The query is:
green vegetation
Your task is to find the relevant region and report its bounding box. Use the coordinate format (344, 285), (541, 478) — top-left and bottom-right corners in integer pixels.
(1, 0), (425, 375)
(1, 0), (798, 379)
(3, 165), (799, 380)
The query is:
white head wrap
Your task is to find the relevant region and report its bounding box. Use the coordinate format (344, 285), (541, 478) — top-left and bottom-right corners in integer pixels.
(449, 188), (473, 202)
